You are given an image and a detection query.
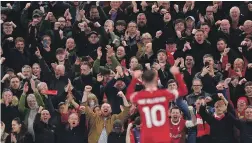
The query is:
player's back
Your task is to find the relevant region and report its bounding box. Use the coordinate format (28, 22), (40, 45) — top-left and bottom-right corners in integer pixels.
(133, 89), (175, 143)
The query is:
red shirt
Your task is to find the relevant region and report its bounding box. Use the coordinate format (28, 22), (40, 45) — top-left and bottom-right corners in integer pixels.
(127, 74), (188, 143)
(132, 89), (175, 143)
(169, 119), (186, 143)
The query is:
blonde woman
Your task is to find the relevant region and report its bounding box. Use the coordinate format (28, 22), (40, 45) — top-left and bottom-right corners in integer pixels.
(1, 89), (20, 133)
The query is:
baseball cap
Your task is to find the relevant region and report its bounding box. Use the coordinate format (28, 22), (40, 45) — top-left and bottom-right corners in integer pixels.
(33, 9), (43, 18)
(87, 31), (98, 37)
(185, 16), (195, 22)
(166, 38), (176, 44)
(113, 119), (123, 132)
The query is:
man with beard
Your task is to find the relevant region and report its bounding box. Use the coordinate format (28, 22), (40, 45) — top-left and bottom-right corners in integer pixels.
(9, 76), (23, 99)
(169, 106), (187, 143)
(216, 19), (241, 53)
(82, 85), (130, 143)
(137, 13), (148, 35)
(215, 39), (240, 69)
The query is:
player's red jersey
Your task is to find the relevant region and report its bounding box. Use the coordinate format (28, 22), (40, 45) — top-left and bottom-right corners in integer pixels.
(127, 73), (188, 143)
(132, 89), (176, 143)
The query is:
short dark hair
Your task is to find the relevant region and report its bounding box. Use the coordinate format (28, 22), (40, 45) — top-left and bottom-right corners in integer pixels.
(195, 29), (204, 34)
(245, 81), (252, 87)
(10, 76), (20, 81)
(56, 48), (65, 55)
(174, 19), (185, 25)
(200, 22), (210, 27)
(170, 106), (181, 113)
(217, 38), (227, 43)
(41, 34), (51, 41)
(167, 79), (177, 86)
(142, 70), (156, 83)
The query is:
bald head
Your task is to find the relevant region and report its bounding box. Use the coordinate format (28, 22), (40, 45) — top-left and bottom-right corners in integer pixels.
(55, 65), (65, 76)
(244, 20), (252, 34)
(220, 19), (230, 33)
(66, 38), (75, 50)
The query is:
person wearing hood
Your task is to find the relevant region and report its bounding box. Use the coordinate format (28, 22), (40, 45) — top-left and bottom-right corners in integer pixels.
(107, 119), (126, 143)
(18, 81), (45, 141)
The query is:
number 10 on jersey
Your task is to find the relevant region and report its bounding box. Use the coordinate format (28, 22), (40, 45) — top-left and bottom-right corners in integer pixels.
(142, 105), (166, 128)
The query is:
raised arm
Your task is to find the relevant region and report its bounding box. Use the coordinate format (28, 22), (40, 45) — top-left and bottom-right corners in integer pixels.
(115, 91), (131, 121)
(126, 70), (142, 100)
(31, 79), (45, 107)
(18, 82), (29, 113)
(170, 66), (188, 96)
(126, 123), (133, 143)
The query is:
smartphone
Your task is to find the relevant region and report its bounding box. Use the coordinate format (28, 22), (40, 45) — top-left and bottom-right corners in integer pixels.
(42, 39), (48, 48)
(204, 61), (210, 67)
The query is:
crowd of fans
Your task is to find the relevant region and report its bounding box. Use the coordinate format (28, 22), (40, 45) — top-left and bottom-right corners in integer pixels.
(1, 1), (252, 143)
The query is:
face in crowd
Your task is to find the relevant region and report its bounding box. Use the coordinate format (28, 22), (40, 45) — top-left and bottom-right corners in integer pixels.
(170, 108), (181, 123)
(101, 103), (112, 117)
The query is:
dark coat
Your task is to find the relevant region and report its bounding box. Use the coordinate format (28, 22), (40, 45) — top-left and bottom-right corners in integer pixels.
(107, 131), (126, 143)
(33, 113), (56, 143)
(56, 114), (87, 143)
